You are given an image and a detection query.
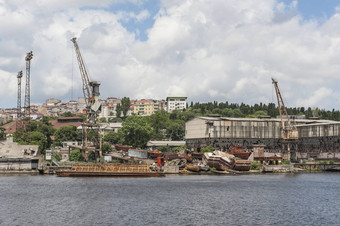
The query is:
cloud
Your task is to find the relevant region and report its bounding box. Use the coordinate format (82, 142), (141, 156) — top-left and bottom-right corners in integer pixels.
(1, 0), (340, 111)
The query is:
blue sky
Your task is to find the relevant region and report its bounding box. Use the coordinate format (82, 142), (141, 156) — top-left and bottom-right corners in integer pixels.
(107, 0), (161, 41)
(106, 0), (340, 42)
(282, 0), (339, 19)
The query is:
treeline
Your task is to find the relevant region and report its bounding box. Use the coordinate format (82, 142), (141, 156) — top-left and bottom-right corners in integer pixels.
(188, 101), (340, 121)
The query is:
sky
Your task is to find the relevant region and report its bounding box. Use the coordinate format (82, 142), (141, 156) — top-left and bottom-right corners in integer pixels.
(1, 0), (340, 110)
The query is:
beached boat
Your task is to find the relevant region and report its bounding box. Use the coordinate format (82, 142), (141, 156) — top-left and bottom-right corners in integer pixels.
(56, 164), (165, 177)
(228, 145), (251, 159)
(232, 159), (251, 171)
(186, 164), (200, 172)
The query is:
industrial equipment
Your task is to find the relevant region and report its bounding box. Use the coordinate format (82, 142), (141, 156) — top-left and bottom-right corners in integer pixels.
(24, 51), (33, 132)
(272, 78), (298, 160)
(16, 71), (23, 131)
(71, 37), (102, 161)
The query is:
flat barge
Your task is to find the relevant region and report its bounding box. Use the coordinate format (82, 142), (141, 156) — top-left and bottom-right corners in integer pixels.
(56, 164), (165, 177)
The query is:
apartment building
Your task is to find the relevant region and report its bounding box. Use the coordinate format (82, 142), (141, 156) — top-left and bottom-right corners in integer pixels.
(166, 96), (187, 112)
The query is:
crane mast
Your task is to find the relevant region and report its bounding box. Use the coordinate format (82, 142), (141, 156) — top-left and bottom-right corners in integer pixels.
(71, 37), (102, 161)
(272, 78), (298, 160)
(16, 71), (23, 131)
(24, 51), (33, 133)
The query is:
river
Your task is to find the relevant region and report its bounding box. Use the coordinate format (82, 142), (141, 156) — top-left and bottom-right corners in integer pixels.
(0, 173), (339, 225)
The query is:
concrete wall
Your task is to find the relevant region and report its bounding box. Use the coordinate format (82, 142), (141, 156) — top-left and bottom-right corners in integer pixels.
(298, 123), (340, 138)
(185, 117), (282, 140)
(0, 159), (36, 171)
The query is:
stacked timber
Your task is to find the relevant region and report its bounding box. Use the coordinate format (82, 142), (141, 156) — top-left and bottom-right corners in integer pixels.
(55, 164), (164, 177)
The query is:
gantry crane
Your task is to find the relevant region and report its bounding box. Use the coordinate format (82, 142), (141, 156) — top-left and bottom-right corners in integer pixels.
(71, 37), (102, 161)
(272, 78), (298, 160)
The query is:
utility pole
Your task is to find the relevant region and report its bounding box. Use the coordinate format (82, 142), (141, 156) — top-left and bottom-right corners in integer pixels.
(24, 51), (33, 133)
(16, 71), (23, 131)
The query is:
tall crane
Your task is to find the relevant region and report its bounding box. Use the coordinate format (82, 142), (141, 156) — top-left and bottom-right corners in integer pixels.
(71, 37), (102, 161)
(272, 78), (298, 160)
(24, 51), (33, 132)
(16, 71), (23, 131)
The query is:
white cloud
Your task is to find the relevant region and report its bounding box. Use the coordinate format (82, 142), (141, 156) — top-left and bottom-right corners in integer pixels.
(1, 0), (340, 110)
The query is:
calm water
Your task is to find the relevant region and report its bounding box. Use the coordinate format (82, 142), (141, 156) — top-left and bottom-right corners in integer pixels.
(0, 173), (339, 226)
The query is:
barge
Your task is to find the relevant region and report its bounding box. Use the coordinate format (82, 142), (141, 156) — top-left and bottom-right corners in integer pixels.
(55, 164), (165, 177)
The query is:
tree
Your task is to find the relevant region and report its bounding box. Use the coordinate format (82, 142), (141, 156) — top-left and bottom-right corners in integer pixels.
(116, 103), (122, 118)
(29, 131), (47, 154)
(149, 110), (170, 140)
(102, 142), (113, 153)
(54, 126), (80, 146)
(62, 111), (75, 117)
(69, 148), (84, 161)
(166, 122), (185, 141)
(119, 115), (152, 148)
(0, 127), (6, 139)
(121, 97), (131, 119)
(103, 131), (121, 144)
(99, 117), (107, 123)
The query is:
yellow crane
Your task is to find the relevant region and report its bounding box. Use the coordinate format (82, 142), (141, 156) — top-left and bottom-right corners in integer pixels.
(71, 37), (102, 161)
(272, 78), (298, 160)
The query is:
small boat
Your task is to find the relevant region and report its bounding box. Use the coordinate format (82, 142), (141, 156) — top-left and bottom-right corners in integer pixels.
(186, 164), (200, 172)
(228, 145), (251, 159)
(232, 159), (251, 171)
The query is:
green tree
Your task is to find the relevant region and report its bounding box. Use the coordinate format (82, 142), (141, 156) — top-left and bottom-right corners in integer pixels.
(0, 127), (5, 139)
(29, 131), (47, 153)
(54, 126), (80, 146)
(166, 122), (185, 141)
(149, 110), (170, 140)
(116, 103), (122, 118)
(99, 117), (107, 123)
(121, 97), (131, 119)
(119, 115), (152, 148)
(69, 148), (84, 161)
(62, 111), (75, 117)
(102, 142), (113, 153)
(103, 131), (121, 144)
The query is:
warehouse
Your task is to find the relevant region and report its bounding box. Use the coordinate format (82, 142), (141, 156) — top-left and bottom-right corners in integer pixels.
(185, 116), (340, 160)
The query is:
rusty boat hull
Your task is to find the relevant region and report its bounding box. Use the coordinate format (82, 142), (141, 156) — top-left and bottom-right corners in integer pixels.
(56, 164), (165, 177)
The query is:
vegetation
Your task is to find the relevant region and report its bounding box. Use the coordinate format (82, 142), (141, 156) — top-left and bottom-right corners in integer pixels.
(116, 103), (122, 118)
(102, 142), (113, 153)
(121, 97), (131, 119)
(118, 115), (153, 148)
(251, 161), (260, 170)
(0, 127), (5, 139)
(200, 146), (215, 153)
(52, 153), (62, 161)
(103, 131), (120, 144)
(280, 160), (291, 165)
(188, 101), (340, 121)
(69, 149), (84, 162)
(61, 111), (76, 117)
(54, 125), (81, 146)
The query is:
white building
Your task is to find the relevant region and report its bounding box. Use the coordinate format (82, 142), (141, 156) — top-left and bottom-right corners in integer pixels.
(166, 96), (187, 112)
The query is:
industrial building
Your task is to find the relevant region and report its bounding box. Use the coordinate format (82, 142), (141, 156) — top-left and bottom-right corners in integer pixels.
(185, 116), (340, 161)
(0, 137), (42, 172)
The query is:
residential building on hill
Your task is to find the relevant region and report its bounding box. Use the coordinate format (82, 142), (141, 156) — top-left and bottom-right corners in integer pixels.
(166, 96), (187, 112)
(133, 99), (166, 115)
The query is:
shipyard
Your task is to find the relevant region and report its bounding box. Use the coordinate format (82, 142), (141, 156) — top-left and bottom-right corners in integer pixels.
(2, 1), (340, 225)
(1, 39), (340, 175)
